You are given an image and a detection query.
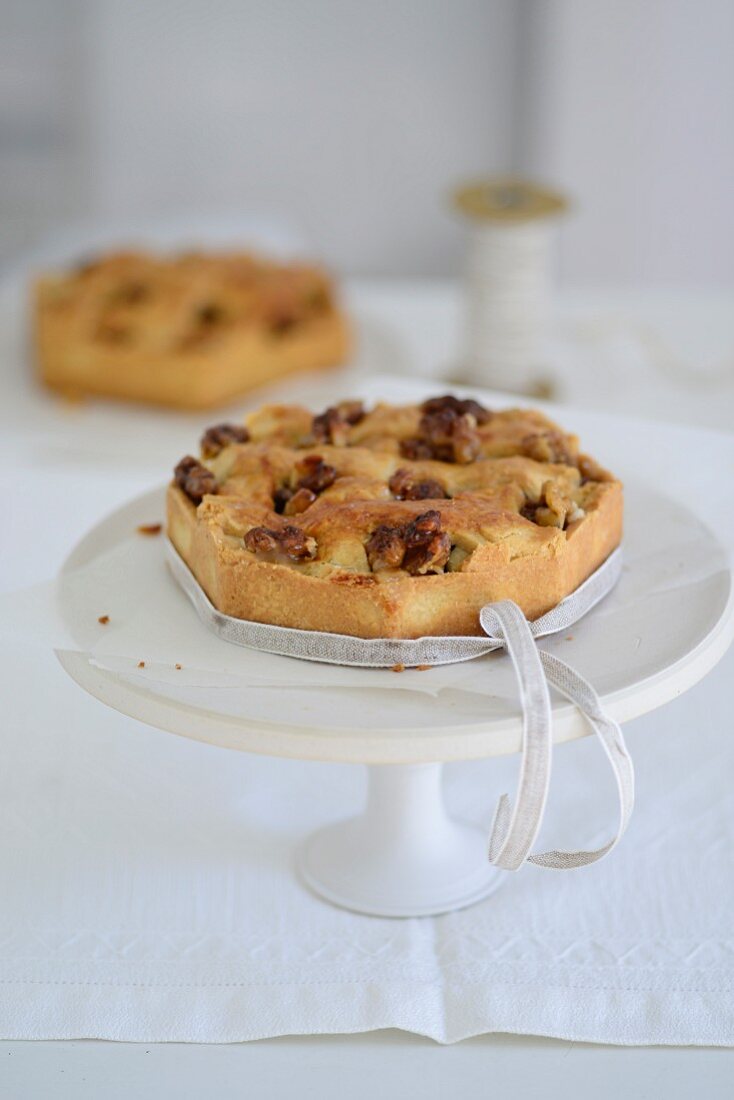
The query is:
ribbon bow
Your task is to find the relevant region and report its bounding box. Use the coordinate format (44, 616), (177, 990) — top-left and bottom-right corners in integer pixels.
(479, 549), (634, 870)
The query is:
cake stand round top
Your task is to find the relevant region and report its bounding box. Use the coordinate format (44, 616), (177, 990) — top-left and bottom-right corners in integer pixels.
(56, 483), (733, 765)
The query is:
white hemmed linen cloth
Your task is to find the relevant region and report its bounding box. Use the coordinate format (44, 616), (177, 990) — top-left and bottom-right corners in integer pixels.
(1, 631), (733, 1045)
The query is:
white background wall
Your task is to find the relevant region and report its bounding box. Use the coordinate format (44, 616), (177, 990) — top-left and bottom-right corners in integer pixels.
(517, 0), (734, 284)
(1, 0), (732, 283)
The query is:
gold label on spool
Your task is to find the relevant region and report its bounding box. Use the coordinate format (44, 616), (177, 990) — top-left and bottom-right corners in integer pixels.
(453, 177), (569, 223)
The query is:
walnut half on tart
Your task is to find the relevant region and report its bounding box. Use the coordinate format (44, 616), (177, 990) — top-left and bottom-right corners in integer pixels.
(166, 395), (623, 639)
(33, 249), (350, 409)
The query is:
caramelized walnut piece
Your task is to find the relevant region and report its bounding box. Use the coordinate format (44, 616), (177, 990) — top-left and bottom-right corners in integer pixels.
(197, 302), (225, 326)
(272, 524), (318, 561)
(311, 401), (365, 445)
(244, 524), (317, 561)
(365, 525), (407, 571)
(421, 394), (492, 425)
(402, 510), (451, 574)
(200, 422), (250, 458)
(244, 527), (280, 554)
(312, 406), (348, 445)
(273, 454), (337, 514)
(174, 456), (218, 504)
(365, 510), (451, 575)
(418, 407), (481, 464)
(399, 396), (487, 465)
(389, 468), (448, 501)
(399, 438), (434, 461)
(521, 431), (576, 467)
(295, 455), (337, 493)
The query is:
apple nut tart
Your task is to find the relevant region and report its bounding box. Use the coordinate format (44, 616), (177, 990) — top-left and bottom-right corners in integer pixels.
(33, 250), (349, 408)
(167, 395), (623, 639)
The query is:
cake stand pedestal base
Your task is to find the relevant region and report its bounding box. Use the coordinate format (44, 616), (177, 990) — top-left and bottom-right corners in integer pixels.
(298, 763), (502, 917)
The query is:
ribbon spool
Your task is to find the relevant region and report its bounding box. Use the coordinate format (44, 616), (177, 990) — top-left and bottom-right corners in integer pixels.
(453, 178), (568, 396)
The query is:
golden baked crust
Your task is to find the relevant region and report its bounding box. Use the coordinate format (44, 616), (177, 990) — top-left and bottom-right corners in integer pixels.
(167, 395), (623, 638)
(33, 250), (350, 408)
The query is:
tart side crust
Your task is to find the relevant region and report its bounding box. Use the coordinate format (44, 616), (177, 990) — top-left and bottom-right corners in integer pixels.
(167, 479), (623, 639)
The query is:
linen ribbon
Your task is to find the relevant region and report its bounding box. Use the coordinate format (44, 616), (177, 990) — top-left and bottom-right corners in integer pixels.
(479, 553), (634, 871)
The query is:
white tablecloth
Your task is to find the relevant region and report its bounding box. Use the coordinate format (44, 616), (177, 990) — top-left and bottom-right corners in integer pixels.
(2, 633), (733, 1044)
(3, 293), (734, 1044)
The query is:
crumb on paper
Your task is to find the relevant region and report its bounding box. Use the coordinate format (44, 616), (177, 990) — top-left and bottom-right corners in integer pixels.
(391, 663), (405, 673)
(137, 660), (145, 669)
(565, 635), (574, 641)
(175, 663), (182, 670)
(416, 664), (432, 671)
(98, 615), (110, 625)
(137, 523), (162, 537)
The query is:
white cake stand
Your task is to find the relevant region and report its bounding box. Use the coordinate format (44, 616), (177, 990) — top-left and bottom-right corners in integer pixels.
(56, 485), (734, 917)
